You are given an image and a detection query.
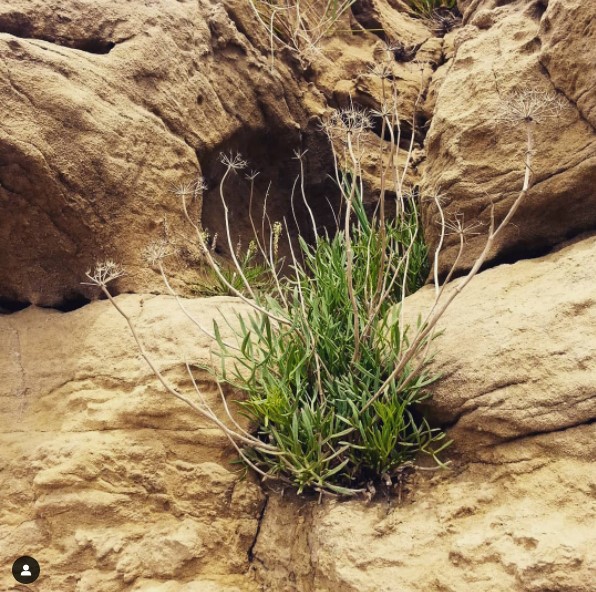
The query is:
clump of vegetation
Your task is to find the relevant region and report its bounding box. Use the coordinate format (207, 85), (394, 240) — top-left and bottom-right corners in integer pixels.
(190, 239), (274, 297)
(212, 184), (444, 495)
(86, 29), (566, 496)
(407, 0), (457, 19)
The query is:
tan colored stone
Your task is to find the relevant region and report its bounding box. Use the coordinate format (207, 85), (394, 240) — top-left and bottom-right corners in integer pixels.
(0, 295), (261, 591)
(539, 0), (596, 127)
(2, 2), (594, 591)
(250, 234), (596, 592)
(0, 0), (447, 307)
(422, 0), (596, 276)
(2, 227), (594, 592)
(0, 0), (328, 307)
(399, 234), (596, 449)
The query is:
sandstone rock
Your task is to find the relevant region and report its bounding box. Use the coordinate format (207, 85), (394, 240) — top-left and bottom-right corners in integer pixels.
(249, 234), (595, 592)
(396, 234), (596, 450)
(253, 424), (596, 592)
(2, 223), (594, 592)
(0, 1), (392, 307)
(0, 0), (330, 307)
(539, 0), (596, 127)
(423, 0), (596, 276)
(0, 0), (445, 307)
(0, 295), (262, 591)
(2, 2), (593, 591)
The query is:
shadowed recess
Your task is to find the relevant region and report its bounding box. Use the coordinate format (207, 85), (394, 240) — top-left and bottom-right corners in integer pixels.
(199, 119), (340, 260)
(0, 12), (117, 54)
(0, 294), (94, 314)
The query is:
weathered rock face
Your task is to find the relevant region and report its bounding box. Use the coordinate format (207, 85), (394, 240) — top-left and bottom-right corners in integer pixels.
(539, 0), (596, 127)
(2, 0), (595, 591)
(0, 295), (262, 591)
(0, 0), (327, 307)
(423, 0), (596, 276)
(2, 239), (594, 591)
(403, 233), (596, 450)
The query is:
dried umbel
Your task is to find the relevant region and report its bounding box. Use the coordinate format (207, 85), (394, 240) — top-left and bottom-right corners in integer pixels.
(83, 260), (125, 287)
(427, 8), (461, 36)
(171, 176), (207, 201)
(496, 88), (567, 125)
(323, 106), (374, 140)
(444, 213), (484, 239)
(367, 62), (395, 81)
(220, 151), (248, 171)
(142, 240), (176, 267)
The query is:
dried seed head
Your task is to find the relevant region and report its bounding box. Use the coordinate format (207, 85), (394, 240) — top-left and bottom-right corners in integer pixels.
(428, 10), (461, 36)
(496, 88), (567, 124)
(83, 260), (125, 287)
(171, 181), (196, 199)
(292, 148), (308, 161)
(370, 98), (399, 121)
(380, 40), (403, 55)
(194, 176), (207, 197)
(143, 241), (175, 266)
(172, 176), (206, 200)
(367, 62), (394, 81)
(220, 151), (248, 170)
(323, 106), (374, 139)
(245, 169), (260, 182)
(443, 214), (484, 239)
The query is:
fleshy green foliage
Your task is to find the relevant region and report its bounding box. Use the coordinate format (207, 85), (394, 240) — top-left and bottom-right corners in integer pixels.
(213, 188), (448, 496)
(407, 0), (457, 18)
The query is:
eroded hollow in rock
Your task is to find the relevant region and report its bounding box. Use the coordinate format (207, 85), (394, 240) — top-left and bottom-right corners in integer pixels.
(50, 293), (93, 312)
(369, 112), (426, 150)
(0, 297), (30, 314)
(0, 294), (94, 314)
(199, 121), (340, 261)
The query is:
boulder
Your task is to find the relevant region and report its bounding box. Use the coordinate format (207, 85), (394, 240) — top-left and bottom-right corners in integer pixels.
(0, 0), (442, 308)
(2, 267), (594, 591)
(0, 295), (262, 591)
(2, 1), (594, 590)
(0, 0), (326, 307)
(423, 0), (596, 277)
(539, 0), (596, 127)
(400, 234), (596, 450)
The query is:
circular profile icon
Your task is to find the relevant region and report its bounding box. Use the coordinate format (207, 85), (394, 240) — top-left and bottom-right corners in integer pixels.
(12, 556), (40, 584)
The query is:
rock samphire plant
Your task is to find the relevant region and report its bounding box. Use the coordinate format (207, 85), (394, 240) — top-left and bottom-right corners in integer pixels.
(85, 45), (566, 497)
